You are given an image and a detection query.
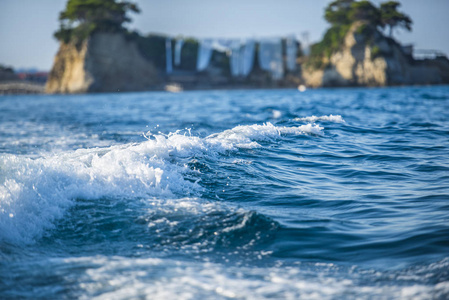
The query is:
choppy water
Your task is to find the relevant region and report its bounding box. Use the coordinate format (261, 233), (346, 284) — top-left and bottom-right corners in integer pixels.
(1, 87), (449, 299)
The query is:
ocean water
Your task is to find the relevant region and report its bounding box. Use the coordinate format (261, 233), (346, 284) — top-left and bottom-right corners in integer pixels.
(1, 86), (449, 299)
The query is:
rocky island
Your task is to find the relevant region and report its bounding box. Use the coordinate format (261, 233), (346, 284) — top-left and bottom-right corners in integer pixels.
(45, 0), (161, 93)
(302, 0), (449, 87)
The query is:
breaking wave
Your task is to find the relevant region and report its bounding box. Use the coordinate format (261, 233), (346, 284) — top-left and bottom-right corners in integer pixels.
(0, 122), (322, 244)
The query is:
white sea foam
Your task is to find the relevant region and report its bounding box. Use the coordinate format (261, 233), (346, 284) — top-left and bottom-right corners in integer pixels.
(0, 145), (193, 244)
(294, 115), (345, 123)
(58, 256), (448, 300)
(206, 122), (323, 150)
(0, 122), (322, 244)
(272, 109), (282, 119)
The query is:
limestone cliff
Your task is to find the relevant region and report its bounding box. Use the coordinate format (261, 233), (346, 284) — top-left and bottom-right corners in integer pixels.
(46, 32), (160, 93)
(303, 23), (449, 87)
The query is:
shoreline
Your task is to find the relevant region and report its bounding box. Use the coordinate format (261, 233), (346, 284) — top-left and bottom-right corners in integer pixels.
(0, 81), (45, 95)
(1, 81), (448, 96)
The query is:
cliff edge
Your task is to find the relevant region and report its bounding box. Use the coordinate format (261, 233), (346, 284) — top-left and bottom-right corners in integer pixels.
(46, 32), (160, 93)
(303, 22), (449, 87)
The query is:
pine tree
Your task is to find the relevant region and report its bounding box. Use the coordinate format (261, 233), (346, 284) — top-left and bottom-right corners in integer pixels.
(54, 0), (140, 43)
(379, 1), (412, 37)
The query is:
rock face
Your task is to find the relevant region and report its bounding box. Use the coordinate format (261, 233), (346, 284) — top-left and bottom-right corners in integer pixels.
(303, 23), (449, 87)
(46, 32), (160, 93)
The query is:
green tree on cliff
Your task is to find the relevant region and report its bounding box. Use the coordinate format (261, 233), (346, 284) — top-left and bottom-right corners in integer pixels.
(324, 0), (355, 26)
(54, 0), (140, 43)
(380, 1), (412, 37)
(349, 1), (381, 26)
(308, 0), (413, 69)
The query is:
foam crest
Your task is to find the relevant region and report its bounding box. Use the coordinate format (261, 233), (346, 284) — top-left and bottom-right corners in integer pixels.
(0, 144), (194, 244)
(0, 122), (322, 244)
(206, 122), (323, 149)
(295, 114), (345, 123)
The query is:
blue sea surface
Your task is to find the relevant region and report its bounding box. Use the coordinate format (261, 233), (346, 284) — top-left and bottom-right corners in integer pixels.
(1, 86), (449, 299)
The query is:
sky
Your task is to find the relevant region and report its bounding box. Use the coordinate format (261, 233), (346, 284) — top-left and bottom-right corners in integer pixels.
(0, 0), (448, 71)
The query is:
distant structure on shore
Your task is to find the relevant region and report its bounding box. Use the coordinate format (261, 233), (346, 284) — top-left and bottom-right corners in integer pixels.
(45, 31), (303, 94)
(0, 65), (46, 95)
(43, 0), (449, 94)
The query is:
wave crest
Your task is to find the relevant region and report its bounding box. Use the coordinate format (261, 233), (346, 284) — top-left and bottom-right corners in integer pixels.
(294, 114), (345, 123)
